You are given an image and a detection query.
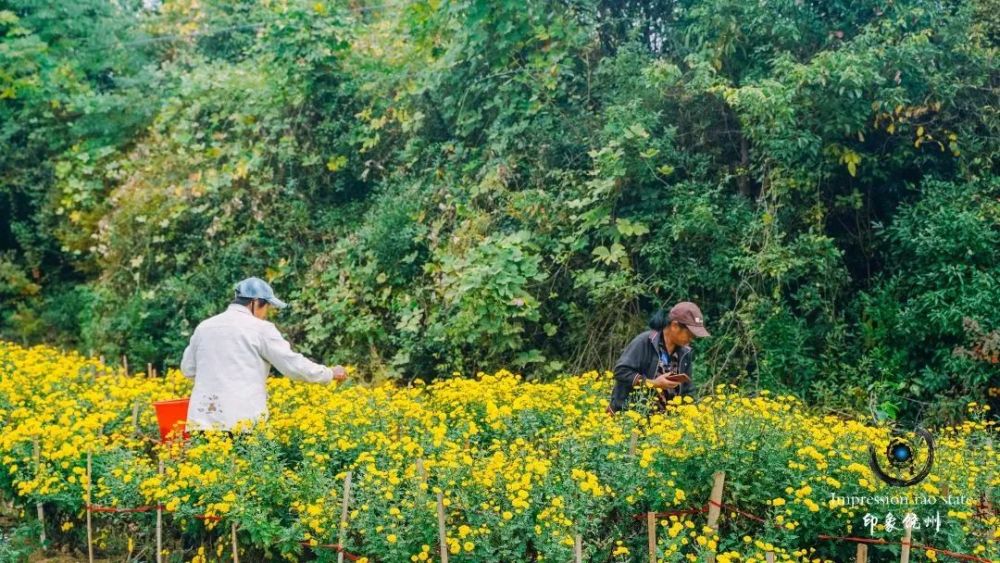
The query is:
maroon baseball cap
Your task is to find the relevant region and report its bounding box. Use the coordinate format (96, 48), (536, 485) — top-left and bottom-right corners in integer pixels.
(668, 301), (710, 337)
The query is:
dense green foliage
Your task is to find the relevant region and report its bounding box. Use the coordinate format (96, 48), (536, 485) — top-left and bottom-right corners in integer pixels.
(1, 0), (997, 423)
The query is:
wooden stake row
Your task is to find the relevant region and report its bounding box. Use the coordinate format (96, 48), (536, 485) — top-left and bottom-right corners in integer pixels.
(68, 433), (970, 563)
(421, 459), (580, 563)
(640, 468), (917, 563)
(79, 467), (355, 563)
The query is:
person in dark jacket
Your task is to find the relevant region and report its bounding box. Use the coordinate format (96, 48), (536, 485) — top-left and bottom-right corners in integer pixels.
(607, 301), (710, 414)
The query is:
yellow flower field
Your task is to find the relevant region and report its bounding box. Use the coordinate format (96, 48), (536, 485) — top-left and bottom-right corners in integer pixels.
(0, 342), (997, 562)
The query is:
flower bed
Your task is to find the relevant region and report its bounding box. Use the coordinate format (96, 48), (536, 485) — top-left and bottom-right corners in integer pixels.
(0, 342), (996, 562)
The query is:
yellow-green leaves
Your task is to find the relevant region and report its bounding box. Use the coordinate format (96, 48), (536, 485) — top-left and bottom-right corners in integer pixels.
(615, 218), (649, 238)
(839, 150), (862, 177)
(591, 243), (625, 265)
(624, 123), (649, 140)
(326, 155), (348, 172)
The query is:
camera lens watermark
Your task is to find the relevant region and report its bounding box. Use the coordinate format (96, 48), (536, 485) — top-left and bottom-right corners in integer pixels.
(867, 427), (935, 487)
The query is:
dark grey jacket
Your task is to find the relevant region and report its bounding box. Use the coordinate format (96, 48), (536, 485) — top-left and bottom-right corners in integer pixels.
(608, 329), (695, 413)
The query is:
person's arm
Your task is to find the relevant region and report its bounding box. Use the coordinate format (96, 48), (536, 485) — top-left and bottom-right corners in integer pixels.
(613, 334), (650, 390)
(180, 330), (197, 380)
(676, 347), (695, 398)
(259, 324), (333, 384)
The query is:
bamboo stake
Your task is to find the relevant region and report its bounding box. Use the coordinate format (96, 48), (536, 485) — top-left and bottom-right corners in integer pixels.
(436, 492), (449, 563)
(855, 543), (867, 563)
(900, 521), (912, 563)
(574, 533), (582, 563)
(706, 471), (725, 529)
(231, 523), (239, 563)
(147, 363), (153, 379)
(156, 460), (163, 563)
(337, 472), (352, 563)
(33, 438), (45, 545)
(646, 511), (656, 563)
(132, 401), (141, 437)
(87, 451), (94, 563)
(705, 471), (726, 563)
(122, 355), (129, 377)
(765, 552), (775, 563)
(628, 429), (639, 457)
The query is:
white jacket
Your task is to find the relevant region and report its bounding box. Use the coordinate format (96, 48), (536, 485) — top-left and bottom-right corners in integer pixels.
(180, 303), (332, 430)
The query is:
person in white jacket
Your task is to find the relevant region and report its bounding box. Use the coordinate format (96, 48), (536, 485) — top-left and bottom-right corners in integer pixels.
(180, 277), (346, 431)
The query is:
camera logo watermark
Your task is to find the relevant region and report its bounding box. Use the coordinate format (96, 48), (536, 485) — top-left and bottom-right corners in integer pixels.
(867, 427), (935, 487)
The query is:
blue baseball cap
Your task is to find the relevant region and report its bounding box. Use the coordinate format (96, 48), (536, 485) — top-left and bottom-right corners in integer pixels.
(234, 277), (288, 309)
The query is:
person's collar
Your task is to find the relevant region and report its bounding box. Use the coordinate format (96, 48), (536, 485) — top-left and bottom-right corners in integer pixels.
(228, 303), (253, 316)
(651, 329), (669, 354)
(652, 329), (682, 356)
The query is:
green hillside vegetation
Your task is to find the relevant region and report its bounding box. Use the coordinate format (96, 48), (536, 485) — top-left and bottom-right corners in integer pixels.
(1, 0), (998, 424)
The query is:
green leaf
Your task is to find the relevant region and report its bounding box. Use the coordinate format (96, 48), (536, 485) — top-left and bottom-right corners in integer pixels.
(616, 218), (649, 237)
(513, 349), (546, 366)
(878, 401), (899, 420)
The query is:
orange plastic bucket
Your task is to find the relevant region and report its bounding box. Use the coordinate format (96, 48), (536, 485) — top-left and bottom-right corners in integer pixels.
(153, 398), (190, 442)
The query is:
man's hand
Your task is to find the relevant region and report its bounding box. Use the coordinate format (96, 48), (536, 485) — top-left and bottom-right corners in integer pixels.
(331, 365), (348, 382)
(649, 373), (682, 390)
